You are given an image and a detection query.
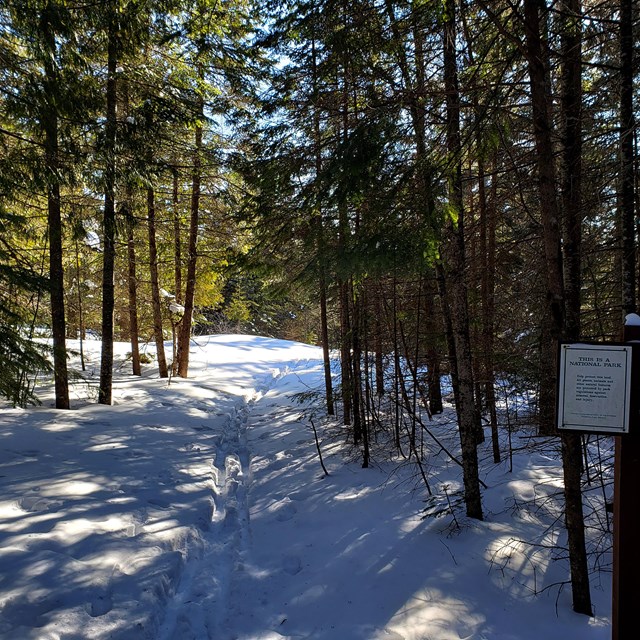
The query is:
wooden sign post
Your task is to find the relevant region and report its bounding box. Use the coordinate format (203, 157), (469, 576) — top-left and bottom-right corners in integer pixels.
(557, 314), (640, 639)
(612, 316), (640, 640)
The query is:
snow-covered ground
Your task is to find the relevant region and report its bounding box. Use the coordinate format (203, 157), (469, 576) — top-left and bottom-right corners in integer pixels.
(0, 335), (612, 639)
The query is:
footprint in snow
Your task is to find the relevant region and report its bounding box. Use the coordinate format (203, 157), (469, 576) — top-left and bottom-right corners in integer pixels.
(282, 554), (302, 575)
(1, 593), (62, 628)
(86, 592), (113, 617)
(268, 457), (290, 471)
(16, 496), (63, 513)
(148, 496), (172, 509)
(192, 424), (214, 432)
(272, 498), (297, 522)
(17, 449), (40, 458)
(108, 448), (146, 459)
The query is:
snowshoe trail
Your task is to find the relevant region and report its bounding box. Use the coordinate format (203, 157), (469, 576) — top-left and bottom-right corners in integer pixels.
(157, 368), (283, 640)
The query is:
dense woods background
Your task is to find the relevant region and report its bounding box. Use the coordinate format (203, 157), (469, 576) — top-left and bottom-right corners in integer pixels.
(1, 0), (638, 618)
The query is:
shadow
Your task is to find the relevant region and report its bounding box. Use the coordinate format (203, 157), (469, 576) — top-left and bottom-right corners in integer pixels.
(0, 342), (608, 640)
(0, 382), (240, 639)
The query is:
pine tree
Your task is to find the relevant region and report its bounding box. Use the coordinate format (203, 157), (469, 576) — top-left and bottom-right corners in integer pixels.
(441, 0), (483, 520)
(1, 0), (100, 408)
(0, 208), (52, 405)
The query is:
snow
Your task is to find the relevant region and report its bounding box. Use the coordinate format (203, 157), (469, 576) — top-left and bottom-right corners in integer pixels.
(84, 231), (101, 251)
(624, 313), (640, 326)
(0, 335), (612, 639)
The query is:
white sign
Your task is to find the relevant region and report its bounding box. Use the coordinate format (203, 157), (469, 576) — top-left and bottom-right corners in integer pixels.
(557, 343), (633, 434)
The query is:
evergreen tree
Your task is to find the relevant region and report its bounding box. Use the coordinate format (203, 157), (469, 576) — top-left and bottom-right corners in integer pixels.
(1, 0), (99, 409)
(0, 208), (52, 405)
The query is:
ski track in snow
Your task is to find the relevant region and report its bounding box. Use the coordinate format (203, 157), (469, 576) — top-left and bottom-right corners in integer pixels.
(156, 365), (295, 640)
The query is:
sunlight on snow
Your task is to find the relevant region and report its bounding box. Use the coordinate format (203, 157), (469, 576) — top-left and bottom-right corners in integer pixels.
(52, 516), (134, 544)
(485, 533), (557, 597)
(42, 478), (103, 497)
(41, 421), (83, 433)
(0, 336), (613, 639)
(389, 589), (485, 640)
(506, 465), (565, 507)
(333, 486), (375, 501)
(115, 547), (165, 576)
(0, 503), (58, 536)
(85, 441), (129, 452)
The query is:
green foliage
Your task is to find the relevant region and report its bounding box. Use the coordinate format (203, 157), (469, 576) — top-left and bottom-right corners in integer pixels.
(0, 314), (51, 406)
(0, 208), (51, 406)
(0, 0), (635, 413)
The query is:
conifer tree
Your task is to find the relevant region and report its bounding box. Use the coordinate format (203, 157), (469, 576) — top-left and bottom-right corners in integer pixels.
(441, 0), (483, 520)
(618, 0), (636, 315)
(98, 3), (119, 405)
(1, 0), (97, 409)
(175, 0), (256, 377)
(0, 208), (52, 405)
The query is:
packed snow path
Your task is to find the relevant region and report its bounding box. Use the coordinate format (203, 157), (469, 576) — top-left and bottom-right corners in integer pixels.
(157, 370), (283, 639)
(0, 335), (613, 639)
(156, 392), (252, 639)
(0, 336), (327, 640)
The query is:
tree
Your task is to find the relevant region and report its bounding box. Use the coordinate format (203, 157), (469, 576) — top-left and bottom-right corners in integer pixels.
(175, 0), (255, 377)
(521, 0), (565, 435)
(618, 0), (636, 316)
(41, 5), (71, 408)
(147, 183), (170, 378)
(0, 207), (52, 405)
(557, 0), (593, 617)
(520, 0), (592, 615)
(98, 3), (119, 405)
(176, 63), (203, 378)
(441, 0), (483, 520)
(124, 199), (142, 376)
(2, 0), (88, 409)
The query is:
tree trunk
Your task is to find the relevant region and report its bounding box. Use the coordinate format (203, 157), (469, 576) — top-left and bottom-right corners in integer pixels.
(561, 429), (592, 615)
(352, 284), (368, 466)
(120, 79), (140, 377)
(171, 168), (182, 377)
(523, 0), (565, 435)
(339, 279), (352, 425)
(311, 35), (334, 415)
(374, 289), (385, 396)
(74, 239), (85, 372)
(98, 17), (118, 405)
(148, 186), (169, 378)
(525, 0), (592, 616)
(126, 203), (141, 376)
(423, 282), (443, 414)
(177, 89), (203, 378)
(319, 274), (335, 414)
(42, 20), (69, 409)
(479, 150), (500, 463)
(392, 275), (402, 450)
(45, 123), (69, 409)
(483, 159), (499, 462)
(173, 167), (183, 305)
(561, 0), (583, 340)
(560, 0), (592, 617)
(391, 3), (443, 418)
(619, 0), (636, 315)
(442, 0), (483, 520)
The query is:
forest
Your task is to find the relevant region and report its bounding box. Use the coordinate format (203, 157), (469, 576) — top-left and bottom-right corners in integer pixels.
(0, 0), (637, 622)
